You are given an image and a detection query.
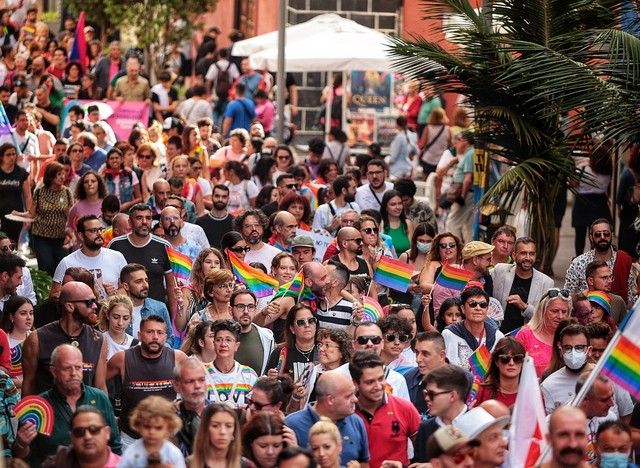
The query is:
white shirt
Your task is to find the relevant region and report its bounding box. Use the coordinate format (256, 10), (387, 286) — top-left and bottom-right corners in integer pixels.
(203, 360), (258, 408)
(132, 304), (143, 337)
(245, 242), (281, 270)
(103, 331), (135, 360)
(181, 222), (210, 250)
(225, 179), (259, 212)
(0, 131), (39, 171)
(355, 181), (394, 211)
(52, 248), (128, 300)
(312, 200), (361, 233)
(205, 59), (240, 86)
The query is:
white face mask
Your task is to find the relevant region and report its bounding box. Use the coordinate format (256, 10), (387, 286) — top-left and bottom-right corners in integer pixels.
(416, 241), (431, 254)
(563, 349), (588, 370)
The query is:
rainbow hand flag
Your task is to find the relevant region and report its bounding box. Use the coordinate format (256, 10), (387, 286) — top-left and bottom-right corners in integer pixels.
(362, 296), (385, 322)
(372, 256), (414, 293)
(468, 344), (491, 378)
(166, 246), (192, 283)
(274, 271), (317, 302)
(435, 263), (475, 291)
(227, 250), (279, 298)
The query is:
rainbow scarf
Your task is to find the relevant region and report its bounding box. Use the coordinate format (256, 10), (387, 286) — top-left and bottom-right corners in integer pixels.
(166, 246), (192, 284)
(372, 256), (414, 293)
(362, 296), (385, 322)
(227, 250), (279, 298)
(587, 290), (611, 315)
(435, 263), (475, 291)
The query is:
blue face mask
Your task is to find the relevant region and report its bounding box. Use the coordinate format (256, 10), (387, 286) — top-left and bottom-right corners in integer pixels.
(600, 452), (629, 468)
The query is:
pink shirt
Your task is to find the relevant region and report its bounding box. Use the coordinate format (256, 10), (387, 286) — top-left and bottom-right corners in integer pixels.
(515, 326), (552, 377)
(109, 60), (120, 82)
(255, 100), (275, 133)
(106, 449), (121, 468)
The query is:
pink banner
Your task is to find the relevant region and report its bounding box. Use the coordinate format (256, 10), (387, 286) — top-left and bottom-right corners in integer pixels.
(104, 100), (149, 140)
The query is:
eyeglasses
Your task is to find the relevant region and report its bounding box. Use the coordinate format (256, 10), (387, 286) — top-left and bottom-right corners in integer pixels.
(69, 298), (98, 307)
(216, 282), (235, 290)
(69, 148), (82, 153)
(0, 243), (16, 252)
(545, 288), (570, 299)
(497, 354), (525, 365)
(424, 389), (452, 400)
(439, 242), (457, 249)
(82, 227), (104, 234)
(277, 156), (291, 161)
(71, 425), (104, 438)
(230, 246), (251, 254)
(385, 333), (410, 343)
(466, 301), (488, 309)
(295, 317), (317, 327)
(592, 231), (611, 239)
(362, 227), (379, 235)
(138, 153), (153, 159)
(232, 303), (256, 311)
(285, 183), (297, 189)
(215, 337), (237, 344)
(318, 342), (340, 350)
(246, 396), (271, 411)
(561, 344), (588, 353)
(356, 335), (382, 345)
(347, 238), (364, 244)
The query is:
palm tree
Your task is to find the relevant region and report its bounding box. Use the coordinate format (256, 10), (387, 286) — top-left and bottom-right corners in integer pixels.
(388, 0), (640, 273)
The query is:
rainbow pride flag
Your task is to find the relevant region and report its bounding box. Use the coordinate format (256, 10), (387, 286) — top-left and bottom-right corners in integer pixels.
(274, 271), (317, 302)
(166, 246), (192, 283)
(468, 344), (491, 378)
(362, 296), (385, 322)
(372, 256), (414, 293)
(228, 250), (279, 298)
(587, 290), (611, 315)
(467, 375), (481, 405)
(435, 263), (475, 291)
(602, 335), (640, 399)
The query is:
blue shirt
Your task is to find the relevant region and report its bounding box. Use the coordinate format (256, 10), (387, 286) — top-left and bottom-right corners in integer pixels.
(285, 405), (370, 464)
(85, 147), (107, 171)
(125, 297), (175, 347)
(224, 97), (255, 134)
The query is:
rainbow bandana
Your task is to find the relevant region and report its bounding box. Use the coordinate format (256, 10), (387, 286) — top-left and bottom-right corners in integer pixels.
(587, 291), (611, 315)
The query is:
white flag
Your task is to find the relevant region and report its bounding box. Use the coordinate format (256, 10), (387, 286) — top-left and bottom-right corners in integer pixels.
(508, 354), (548, 467)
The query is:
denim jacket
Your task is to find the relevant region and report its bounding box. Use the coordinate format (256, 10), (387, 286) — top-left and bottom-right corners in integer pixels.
(126, 297), (175, 347)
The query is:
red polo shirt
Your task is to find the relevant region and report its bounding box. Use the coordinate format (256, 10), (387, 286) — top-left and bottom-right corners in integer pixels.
(355, 394), (421, 468)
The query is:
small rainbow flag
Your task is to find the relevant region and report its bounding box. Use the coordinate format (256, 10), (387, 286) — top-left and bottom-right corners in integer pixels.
(13, 395), (54, 435)
(166, 246), (192, 283)
(467, 375), (481, 405)
(227, 250), (279, 298)
(372, 256), (414, 293)
(468, 344), (491, 378)
(362, 296), (385, 322)
(587, 290), (611, 315)
(602, 334), (640, 399)
(274, 271), (317, 302)
(435, 263), (475, 291)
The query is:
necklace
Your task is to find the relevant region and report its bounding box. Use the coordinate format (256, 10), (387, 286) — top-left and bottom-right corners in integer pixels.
(295, 343), (315, 362)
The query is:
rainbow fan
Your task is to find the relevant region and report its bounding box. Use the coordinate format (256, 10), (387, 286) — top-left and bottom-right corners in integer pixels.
(362, 296), (385, 322)
(13, 395), (54, 435)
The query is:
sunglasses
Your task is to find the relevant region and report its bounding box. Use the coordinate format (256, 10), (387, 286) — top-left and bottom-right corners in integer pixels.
(497, 354), (525, 365)
(138, 153), (153, 159)
(466, 300), (488, 309)
(246, 396), (271, 411)
(362, 227), (379, 235)
(545, 288), (570, 299)
(71, 425), (104, 438)
(69, 298), (98, 307)
(285, 183), (297, 189)
(356, 335), (382, 345)
(295, 317), (317, 327)
(385, 333), (410, 343)
(0, 243), (16, 252)
(592, 231), (611, 239)
(347, 238), (364, 244)
(439, 242), (457, 249)
(230, 246), (251, 254)
(424, 389), (452, 400)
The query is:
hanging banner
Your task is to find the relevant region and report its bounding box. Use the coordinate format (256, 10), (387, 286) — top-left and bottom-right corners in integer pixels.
(62, 99), (149, 140)
(349, 70), (392, 111)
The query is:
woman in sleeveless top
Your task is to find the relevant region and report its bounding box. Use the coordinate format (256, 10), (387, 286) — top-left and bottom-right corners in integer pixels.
(381, 189), (414, 256)
(138, 143), (166, 202)
(189, 269), (234, 329)
(418, 108), (451, 179)
(0, 295), (33, 390)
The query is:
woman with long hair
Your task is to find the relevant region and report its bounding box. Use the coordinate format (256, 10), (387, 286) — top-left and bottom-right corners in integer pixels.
(0, 295), (33, 388)
(189, 403), (248, 468)
(278, 192), (311, 231)
(101, 147), (142, 212)
(314, 159), (339, 186)
(475, 337), (525, 408)
(0, 143), (31, 243)
(68, 171), (106, 236)
(224, 160), (259, 213)
(138, 143), (165, 202)
(78, 72), (101, 100)
(181, 320), (217, 364)
(171, 155), (205, 215)
(242, 411), (296, 468)
(417, 107), (451, 179)
(435, 297), (463, 332)
(515, 288), (572, 377)
(395, 223), (436, 309)
(272, 145), (295, 184)
(380, 189), (414, 256)
(98, 294), (136, 359)
(256, 184), (278, 209)
(182, 124), (209, 169)
(177, 247), (226, 333)
(61, 61), (83, 99)
(247, 376), (295, 416)
(188, 269), (235, 327)
(252, 156), (277, 190)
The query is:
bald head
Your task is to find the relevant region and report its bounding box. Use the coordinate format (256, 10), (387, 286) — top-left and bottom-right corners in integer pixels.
(274, 211), (296, 226)
(337, 227), (359, 245)
(549, 406), (587, 433)
(153, 179), (170, 193)
(112, 213), (130, 235)
(51, 343), (83, 368)
(60, 280), (94, 304)
(316, 370), (351, 397)
(153, 179), (171, 208)
(479, 399), (510, 419)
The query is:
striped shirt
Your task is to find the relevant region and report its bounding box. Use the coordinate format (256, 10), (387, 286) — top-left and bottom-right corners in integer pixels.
(317, 298), (354, 330)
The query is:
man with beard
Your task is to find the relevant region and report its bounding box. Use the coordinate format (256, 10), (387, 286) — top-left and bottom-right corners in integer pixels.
(0, 251), (25, 311)
(330, 227), (371, 277)
(107, 315), (187, 448)
(542, 406), (589, 468)
(491, 237), (554, 334)
(316, 262), (363, 331)
(173, 357), (207, 456)
(22, 281), (107, 395)
(119, 263), (174, 347)
(312, 175), (361, 234)
(160, 206), (200, 262)
(109, 204), (177, 310)
(16, 345), (121, 466)
(231, 289), (274, 376)
(271, 211), (298, 252)
(52, 215), (128, 301)
(565, 218), (633, 303)
(584, 260), (628, 325)
(196, 184), (234, 249)
(237, 209), (280, 270)
(576, 372), (617, 463)
(355, 159), (394, 211)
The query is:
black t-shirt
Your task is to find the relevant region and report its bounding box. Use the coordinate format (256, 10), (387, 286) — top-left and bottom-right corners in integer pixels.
(196, 212), (234, 249)
(0, 164), (28, 213)
(413, 418), (441, 463)
(38, 102), (61, 135)
(266, 344), (319, 382)
(501, 274), (533, 334)
(109, 235), (172, 301)
(261, 201), (278, 217)
(195, 57), (216, 78)
(630, 402), (640, 429)
(329, 254), (370, 277)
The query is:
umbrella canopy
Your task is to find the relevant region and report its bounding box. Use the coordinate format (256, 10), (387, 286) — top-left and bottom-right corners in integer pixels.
(240, 13), (393, 72)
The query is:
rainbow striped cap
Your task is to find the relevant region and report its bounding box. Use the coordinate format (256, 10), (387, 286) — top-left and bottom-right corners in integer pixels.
(587, 291), (611, 315)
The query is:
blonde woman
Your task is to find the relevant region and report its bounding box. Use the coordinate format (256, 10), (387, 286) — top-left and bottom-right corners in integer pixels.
(99, 294), (135, 359)
(417, 107), (451, 178)
(309, 418), (359, 468)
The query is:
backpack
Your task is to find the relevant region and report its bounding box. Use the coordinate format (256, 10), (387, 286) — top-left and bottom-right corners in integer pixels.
(215, 62), (232, 99)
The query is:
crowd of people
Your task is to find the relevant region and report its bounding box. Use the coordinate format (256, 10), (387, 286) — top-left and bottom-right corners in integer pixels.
(0, 6), (639, 468)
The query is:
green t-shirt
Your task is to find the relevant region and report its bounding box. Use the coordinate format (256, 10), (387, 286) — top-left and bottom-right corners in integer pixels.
(237, 326), (265, 375)
(453, 146), (475, 184)
(417, 96), (443, 124)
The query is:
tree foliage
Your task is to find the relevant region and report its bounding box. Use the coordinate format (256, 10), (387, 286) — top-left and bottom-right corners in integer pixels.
(388, 0), (640, 273)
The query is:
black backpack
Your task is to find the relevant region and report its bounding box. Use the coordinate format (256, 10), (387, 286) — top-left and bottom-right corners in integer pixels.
(215, 62), (232, 99)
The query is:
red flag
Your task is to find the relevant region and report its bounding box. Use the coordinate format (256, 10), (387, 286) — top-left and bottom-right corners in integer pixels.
(69, 12), (88, 71)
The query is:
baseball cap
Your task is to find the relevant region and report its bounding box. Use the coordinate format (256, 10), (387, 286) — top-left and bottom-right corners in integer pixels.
(425, 425), (479, 460)
(454, 407), (510, 440)
(291, 235), (315, 249)
(163, 117), (181, 131)
(461, 241), (494, 260)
